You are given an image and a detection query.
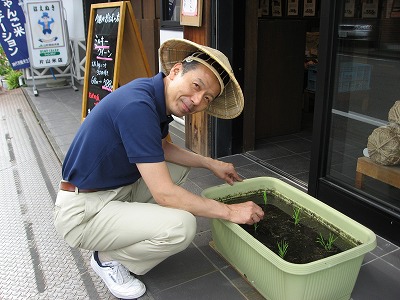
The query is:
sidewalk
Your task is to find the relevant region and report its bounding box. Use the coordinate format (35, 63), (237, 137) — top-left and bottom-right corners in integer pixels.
(0, 85), (399, 299)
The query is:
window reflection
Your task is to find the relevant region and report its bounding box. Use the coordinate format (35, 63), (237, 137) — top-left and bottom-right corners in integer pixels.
(327, 0), (400, 211)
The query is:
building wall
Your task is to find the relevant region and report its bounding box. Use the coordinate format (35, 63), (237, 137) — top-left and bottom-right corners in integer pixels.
(62, 0), (85, 40)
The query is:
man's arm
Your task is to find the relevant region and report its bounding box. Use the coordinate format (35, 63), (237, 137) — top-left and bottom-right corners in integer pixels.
(136, 160), (264, 225)
(162, 139), (242, 185)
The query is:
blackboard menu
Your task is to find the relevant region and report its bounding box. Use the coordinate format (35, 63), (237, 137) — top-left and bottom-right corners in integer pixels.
(85, 7), (120, 116)
(82, 1), (150, 121)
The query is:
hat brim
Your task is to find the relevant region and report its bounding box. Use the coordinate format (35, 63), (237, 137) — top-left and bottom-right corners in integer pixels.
(159, 38), (244, 120)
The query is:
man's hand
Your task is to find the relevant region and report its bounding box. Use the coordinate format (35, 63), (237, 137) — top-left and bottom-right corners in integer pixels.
(226, 201), (265, 225)
(208, 159), (243, 185)
(162, 141), (242, 185)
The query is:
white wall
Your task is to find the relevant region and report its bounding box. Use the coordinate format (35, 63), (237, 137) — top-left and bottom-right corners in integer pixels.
(61, 0), (85, 40)
(159, 30), (183, 72)
(160, 29), (183, 45)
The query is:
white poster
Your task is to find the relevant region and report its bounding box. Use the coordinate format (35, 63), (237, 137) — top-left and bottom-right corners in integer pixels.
(260, 0), (270, 16)
(182, 0), (198, 16)
(362, 0), (379, 18)
(24, 0), (70, 68)
(344, 0), (356, 18)
(287, 0), (299, 16)
(272, 0), (282, 17)
(303, 0), (316, 17)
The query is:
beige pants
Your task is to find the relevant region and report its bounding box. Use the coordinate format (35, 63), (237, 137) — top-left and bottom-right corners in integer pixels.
(54, 163), (196, 275)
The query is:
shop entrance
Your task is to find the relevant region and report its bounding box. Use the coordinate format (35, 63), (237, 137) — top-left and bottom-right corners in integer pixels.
(179, 0), (320, 188)
(244, 14), (320, 188)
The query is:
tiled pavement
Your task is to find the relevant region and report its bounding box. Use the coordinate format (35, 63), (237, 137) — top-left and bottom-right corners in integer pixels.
(0, 83), (399, 299)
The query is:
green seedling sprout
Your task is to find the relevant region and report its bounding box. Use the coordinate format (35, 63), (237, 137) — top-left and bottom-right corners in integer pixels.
(292, 207), (302, 226)
(254, 222), (259, 233)
(277, 240), (289, 259)
(263, 191), (267, 205)
(316, 232), (338, 251)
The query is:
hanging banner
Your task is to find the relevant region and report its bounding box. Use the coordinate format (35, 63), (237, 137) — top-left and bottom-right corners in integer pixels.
(24, 0), (69, 68)
(0, 0), (30, 70)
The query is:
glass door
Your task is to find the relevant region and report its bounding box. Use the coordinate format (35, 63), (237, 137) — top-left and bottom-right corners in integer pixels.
(310, 0), (400, 244)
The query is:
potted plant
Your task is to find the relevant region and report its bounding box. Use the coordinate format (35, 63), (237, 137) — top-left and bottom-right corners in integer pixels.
(201, 177), (376, 300)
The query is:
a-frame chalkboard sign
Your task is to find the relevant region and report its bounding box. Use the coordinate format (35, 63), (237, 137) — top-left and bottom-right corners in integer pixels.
(81, 1), (151, 120)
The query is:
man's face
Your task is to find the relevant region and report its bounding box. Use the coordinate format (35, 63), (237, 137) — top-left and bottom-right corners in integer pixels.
(165, 62), (221, 117)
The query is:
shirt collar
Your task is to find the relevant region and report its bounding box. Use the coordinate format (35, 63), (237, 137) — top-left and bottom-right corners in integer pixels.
(153, 72), (173, 123)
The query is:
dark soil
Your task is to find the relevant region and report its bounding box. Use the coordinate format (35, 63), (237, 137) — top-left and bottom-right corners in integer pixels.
(230, 192), (357, 264)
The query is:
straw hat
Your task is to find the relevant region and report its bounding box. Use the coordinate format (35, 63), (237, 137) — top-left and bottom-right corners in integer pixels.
(159, 38), (244, 119)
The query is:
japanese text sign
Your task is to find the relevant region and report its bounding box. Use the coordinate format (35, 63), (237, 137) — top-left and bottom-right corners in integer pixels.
(0, 0), (30, 70)
(85, 6), (119, 115)
(24, 0), (69, 68)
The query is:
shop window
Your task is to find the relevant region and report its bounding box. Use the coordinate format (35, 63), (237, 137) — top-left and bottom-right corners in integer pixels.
(326, 0), (400, 211)
(161, 0), (182, 30)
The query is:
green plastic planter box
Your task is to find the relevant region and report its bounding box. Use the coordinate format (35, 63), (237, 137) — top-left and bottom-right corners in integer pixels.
(201, 177), (376, 300)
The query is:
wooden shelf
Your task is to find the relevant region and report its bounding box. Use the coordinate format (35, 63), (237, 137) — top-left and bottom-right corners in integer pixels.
(355, 156), (400, 189)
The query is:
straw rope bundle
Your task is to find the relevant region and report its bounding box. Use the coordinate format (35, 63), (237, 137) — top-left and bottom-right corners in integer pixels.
(388, 100), (400, 135)
(367, 126), (400, 165)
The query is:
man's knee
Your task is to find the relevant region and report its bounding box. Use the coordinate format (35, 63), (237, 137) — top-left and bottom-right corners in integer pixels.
(157, 210), (196, 251)
(179, 211), (197, 247)
(167, 162), (191, 186)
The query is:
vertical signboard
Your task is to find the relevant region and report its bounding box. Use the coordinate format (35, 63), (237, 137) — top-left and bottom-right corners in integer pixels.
(81, 1), (151, 120)
(0, 0), (30, 70)
(24, 0), (70, 68)
(85, 5), (120, 114)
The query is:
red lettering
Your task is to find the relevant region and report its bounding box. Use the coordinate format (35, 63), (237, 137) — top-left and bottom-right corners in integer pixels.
(88, 91), (100, 101)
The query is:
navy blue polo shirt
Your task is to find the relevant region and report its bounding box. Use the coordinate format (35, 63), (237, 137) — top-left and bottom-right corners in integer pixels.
(62, 72), (173, 190)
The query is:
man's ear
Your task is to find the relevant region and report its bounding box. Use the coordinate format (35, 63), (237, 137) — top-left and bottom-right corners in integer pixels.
(168, 63), (183, 79)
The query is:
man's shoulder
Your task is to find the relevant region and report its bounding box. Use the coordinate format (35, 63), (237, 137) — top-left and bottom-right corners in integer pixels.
(117, 75), (159, 97)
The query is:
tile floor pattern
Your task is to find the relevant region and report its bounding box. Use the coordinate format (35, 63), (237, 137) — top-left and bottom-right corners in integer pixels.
(0, 84), (398, 299)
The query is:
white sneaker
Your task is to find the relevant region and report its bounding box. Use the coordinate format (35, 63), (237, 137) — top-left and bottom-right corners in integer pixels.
(91, 251), (146, 299)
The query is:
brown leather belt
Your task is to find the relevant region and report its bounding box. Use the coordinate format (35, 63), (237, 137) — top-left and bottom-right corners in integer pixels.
(59, 181), (99, 193)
